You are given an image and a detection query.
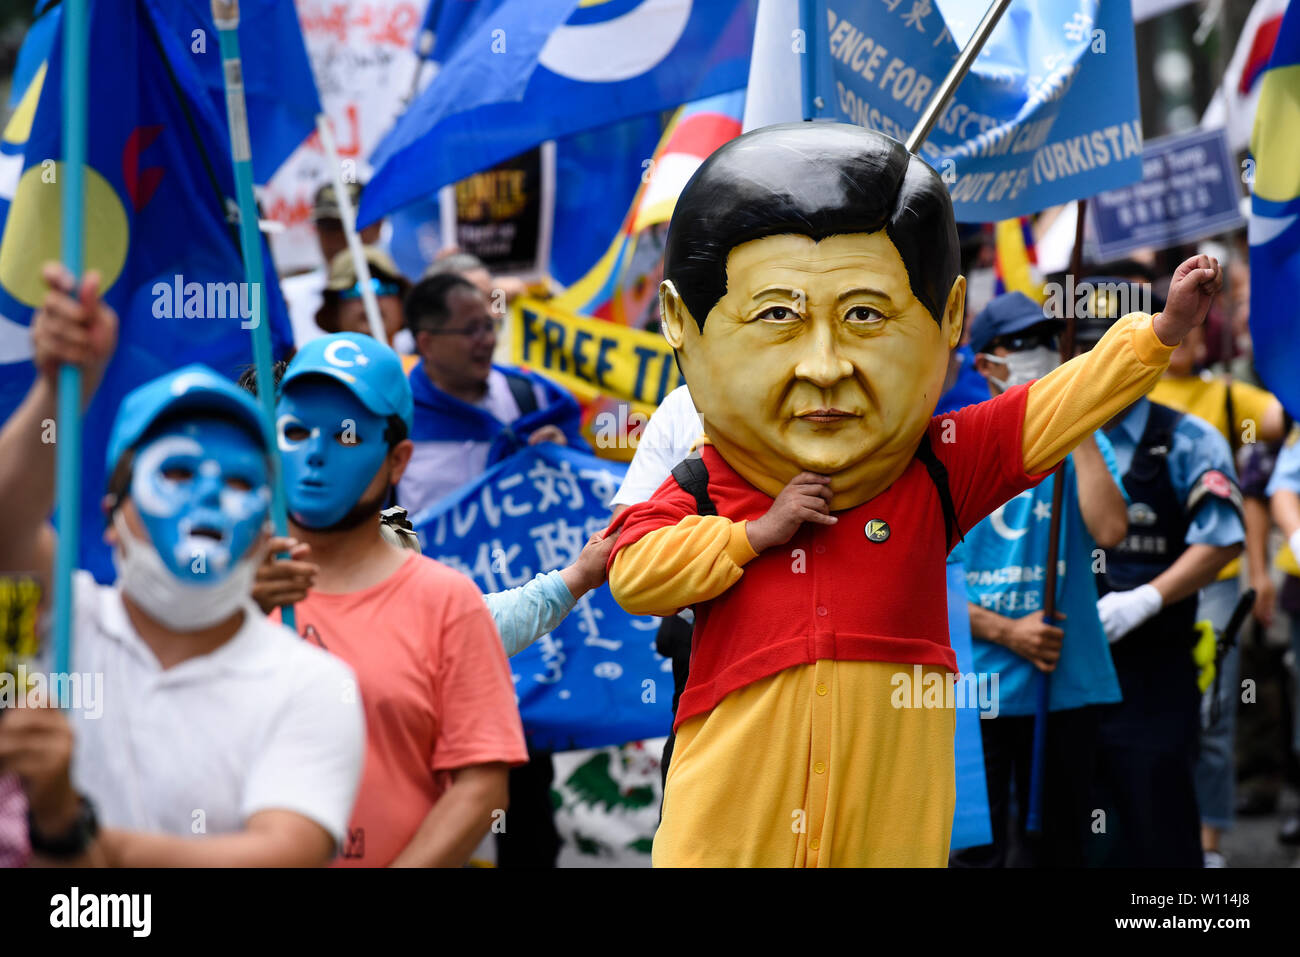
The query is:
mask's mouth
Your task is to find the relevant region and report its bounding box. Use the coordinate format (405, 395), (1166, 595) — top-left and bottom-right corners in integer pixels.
(795, 408), (859, 423)
(190, 525), (224, 542)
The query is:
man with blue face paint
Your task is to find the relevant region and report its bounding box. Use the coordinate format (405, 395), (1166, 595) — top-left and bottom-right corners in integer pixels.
(259, 332), (556, 867)
(0, 264), (364, 866)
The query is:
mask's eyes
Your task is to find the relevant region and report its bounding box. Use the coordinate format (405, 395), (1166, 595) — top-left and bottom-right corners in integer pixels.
(283, 424), (311, 442)
(160, 463), (195, 482)
(756, 305), (800, 324)
(224, 475), (255, 492)
(845, 305), (885, 325)
(334, 429), (363, 447)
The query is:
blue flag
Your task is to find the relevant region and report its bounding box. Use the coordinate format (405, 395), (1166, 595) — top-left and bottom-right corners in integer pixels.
(161, 0), (321, 184)
(804, 0), (1144, 222)
(1249, 0), (1300, 420)
(412, 444), (671, 750)
(0, 1), (297, 582)
(417, 0), (504, 64)
(387, 112), (664, 287)
(361, 0), (757, 227)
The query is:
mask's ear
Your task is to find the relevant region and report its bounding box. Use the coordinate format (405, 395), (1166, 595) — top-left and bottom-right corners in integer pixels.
(660, 280), (692, 350)
(944, 275), (966, 349)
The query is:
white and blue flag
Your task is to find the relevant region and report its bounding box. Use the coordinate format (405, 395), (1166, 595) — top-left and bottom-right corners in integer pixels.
(361, 0), (757, 227)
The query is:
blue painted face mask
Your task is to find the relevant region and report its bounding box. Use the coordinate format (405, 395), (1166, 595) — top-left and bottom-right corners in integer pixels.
(128, 418), (271, 583)
(277, 378), (391, 530)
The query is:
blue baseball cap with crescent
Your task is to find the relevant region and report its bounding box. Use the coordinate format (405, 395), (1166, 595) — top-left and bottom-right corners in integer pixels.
(106, 364), (271, 472)
(279, 332), (413, 434)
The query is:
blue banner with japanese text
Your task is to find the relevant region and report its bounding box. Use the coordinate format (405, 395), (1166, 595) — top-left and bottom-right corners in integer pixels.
(411, 444), (671, 750)
(807, 0), (1144, 221)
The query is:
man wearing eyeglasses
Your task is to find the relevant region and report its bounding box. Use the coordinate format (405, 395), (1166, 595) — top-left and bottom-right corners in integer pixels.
(397, 274), (589, 516)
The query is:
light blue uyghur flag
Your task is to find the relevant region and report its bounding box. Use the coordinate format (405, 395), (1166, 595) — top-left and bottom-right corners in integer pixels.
(802, 0), (1144, 221)
(361, 0), (758, 227)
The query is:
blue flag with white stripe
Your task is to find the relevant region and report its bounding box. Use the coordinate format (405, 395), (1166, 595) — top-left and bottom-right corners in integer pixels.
(361, 0), (757, 227)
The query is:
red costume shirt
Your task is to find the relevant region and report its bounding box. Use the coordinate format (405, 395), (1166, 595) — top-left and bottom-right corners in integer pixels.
(610, 384), (1051, 729)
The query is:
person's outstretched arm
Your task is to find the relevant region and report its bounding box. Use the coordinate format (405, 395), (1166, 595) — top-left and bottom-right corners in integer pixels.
(484, 531), (616, 656)
(0, 266), (117, 581)
(1021, 255), (1223, 473)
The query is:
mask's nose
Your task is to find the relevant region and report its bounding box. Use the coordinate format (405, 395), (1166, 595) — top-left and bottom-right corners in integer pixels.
(192, 465), (225, 509)
(305, 431), (328, 469)
(792, 320), (854, 390)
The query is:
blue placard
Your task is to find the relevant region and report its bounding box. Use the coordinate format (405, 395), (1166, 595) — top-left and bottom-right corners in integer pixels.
(807, 0), (1144, 222)
(1091, 126), (1246, 261)
(411, 444), (671, 751)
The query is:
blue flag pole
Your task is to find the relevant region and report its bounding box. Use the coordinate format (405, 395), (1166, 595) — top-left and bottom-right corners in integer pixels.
(53, 0), (90, 682)
(210, 0), (294, 629)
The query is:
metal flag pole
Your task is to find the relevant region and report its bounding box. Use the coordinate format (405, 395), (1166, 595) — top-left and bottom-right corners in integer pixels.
(906, 0), (1014, 153)
(315, 114), (386, 343)
(210, 0), (295, 629)
(53, 0), (90, 680)
(1026, 197), (1087, 835)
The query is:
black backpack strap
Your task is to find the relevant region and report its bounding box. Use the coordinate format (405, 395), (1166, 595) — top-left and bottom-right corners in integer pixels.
(671, 454), (717, 516)
(504, 370), (540, 417)
(914, 431), (962, 548)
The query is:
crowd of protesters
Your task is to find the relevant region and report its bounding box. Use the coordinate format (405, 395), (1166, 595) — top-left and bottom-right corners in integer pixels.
(1, 181), (1299, 869)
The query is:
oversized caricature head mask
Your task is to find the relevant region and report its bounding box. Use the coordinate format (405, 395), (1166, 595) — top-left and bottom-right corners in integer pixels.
(660, 123), (965, 510)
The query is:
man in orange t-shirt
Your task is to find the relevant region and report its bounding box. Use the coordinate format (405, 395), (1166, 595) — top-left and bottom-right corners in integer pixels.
(266, 333), (527, 867)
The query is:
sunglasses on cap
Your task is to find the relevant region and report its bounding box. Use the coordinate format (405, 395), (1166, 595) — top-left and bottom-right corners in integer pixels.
(340, 277), (403, 301)
(987, 329), (1059, 353)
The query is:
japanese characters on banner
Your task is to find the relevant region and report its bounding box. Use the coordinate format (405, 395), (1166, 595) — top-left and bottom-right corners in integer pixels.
(807, 0), (1145, 222)
(1090, 127), (1246, 262)
(264, 0), (425, 274)
(411, 444), (672, 751)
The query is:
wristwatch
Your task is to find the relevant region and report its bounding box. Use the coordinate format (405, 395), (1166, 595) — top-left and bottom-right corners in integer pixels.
(28, 794), (99, 859)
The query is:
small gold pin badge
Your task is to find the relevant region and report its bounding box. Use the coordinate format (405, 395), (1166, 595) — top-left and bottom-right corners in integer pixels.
(865, 519), (890, 543)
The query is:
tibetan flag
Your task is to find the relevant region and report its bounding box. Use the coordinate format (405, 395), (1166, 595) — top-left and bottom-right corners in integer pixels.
(554, 91), (745, 320)
(993, 218), (1045, 304)
(1249, 0), (1300, 420)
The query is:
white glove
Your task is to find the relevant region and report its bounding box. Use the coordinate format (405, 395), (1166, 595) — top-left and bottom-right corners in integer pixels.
(1291, 529), (1300, 567)
(1096, 584), (1163, 644)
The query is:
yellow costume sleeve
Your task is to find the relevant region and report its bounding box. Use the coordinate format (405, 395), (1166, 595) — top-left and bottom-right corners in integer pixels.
(609, 515), (757, 617)
(1022, 312), (1176, 474)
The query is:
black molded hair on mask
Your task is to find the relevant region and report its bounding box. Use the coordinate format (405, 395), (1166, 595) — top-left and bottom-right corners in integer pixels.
(664, 122), (960, 330)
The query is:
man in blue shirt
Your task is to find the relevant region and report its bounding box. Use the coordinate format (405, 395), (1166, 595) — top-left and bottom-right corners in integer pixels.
(1079, 282), (1245, 868)
(951, 293), (1129, 867)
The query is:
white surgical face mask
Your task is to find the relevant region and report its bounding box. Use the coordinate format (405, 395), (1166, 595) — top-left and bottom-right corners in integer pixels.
(979, 346), (1060, 393)
(113, 510), (263, 632)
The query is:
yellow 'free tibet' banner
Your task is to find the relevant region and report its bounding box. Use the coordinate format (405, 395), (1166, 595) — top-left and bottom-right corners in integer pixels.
(509, 297), (685, 462)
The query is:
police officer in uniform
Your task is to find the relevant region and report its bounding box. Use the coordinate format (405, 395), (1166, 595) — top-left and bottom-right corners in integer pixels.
(1077, 280), (1245, 867)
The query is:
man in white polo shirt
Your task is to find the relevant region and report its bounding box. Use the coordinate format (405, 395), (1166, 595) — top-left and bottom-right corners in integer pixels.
(0, 264), (363, 866)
